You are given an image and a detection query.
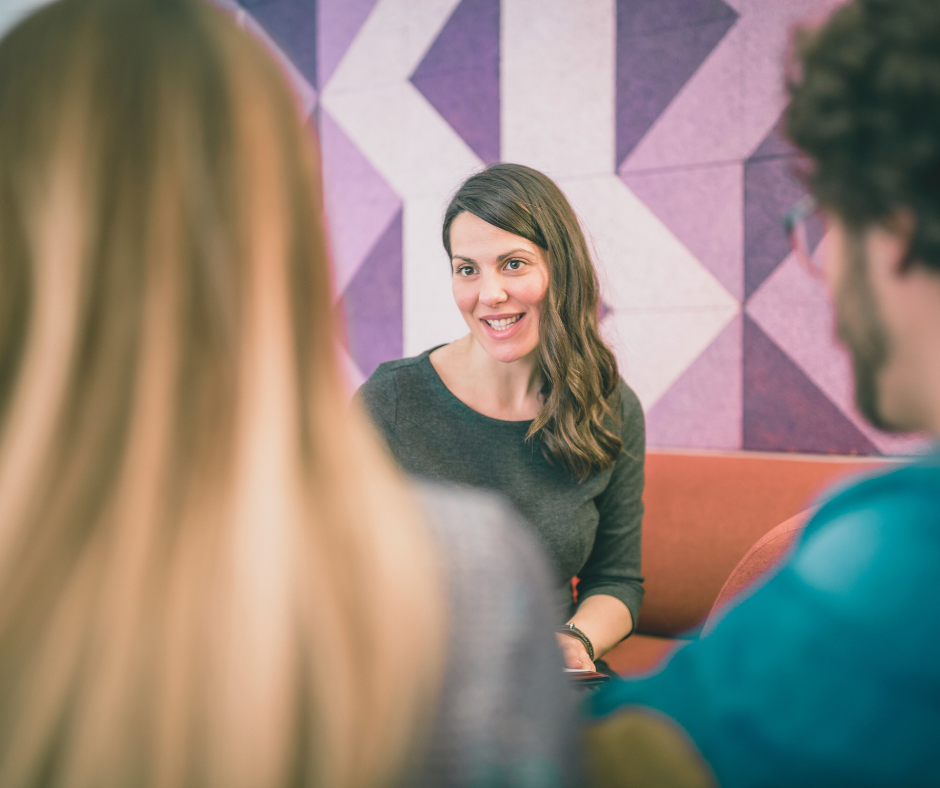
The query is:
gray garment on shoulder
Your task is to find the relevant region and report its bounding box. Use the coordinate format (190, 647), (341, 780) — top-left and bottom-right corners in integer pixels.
(357, 349), (645, 626)
(408, 483), (582, 787)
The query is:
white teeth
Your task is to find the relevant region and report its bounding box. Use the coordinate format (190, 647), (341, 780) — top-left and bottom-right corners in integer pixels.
(485, 315), (521, 331)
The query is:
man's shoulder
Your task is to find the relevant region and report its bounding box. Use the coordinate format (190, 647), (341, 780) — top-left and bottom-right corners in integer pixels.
(814, 451), (940, 524)
(793, 450), (940, 611)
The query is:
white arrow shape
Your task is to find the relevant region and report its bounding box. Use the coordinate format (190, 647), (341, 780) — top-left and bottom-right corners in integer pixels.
(321, 0), (483, 355)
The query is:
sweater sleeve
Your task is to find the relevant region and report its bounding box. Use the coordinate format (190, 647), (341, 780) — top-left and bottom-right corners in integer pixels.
(574, 382), (646, 630)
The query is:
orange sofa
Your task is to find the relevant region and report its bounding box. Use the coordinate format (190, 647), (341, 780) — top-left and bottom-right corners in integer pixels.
(603, 450), (888, 676)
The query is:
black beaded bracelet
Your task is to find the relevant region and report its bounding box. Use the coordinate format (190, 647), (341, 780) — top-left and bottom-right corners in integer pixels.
(556, 623), (594, 662)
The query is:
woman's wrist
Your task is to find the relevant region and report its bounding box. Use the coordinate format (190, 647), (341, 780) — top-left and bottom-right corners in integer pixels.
(556, 623), (595, 662)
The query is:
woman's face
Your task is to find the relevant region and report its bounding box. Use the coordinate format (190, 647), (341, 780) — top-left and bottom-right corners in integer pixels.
(449, 211), (549, 364)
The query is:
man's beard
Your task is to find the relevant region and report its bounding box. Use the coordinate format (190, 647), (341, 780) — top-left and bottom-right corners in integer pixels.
(835, 232), (893, 430)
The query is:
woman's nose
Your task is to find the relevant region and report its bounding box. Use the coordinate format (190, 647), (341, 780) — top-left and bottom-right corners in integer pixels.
(479, 272), (507, 307)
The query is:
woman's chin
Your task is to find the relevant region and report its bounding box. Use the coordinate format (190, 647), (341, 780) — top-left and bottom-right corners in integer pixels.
(476, 336), (539, 365)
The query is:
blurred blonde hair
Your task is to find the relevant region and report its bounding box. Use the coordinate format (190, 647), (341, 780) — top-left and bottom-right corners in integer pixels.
(0, 1), (445, 786)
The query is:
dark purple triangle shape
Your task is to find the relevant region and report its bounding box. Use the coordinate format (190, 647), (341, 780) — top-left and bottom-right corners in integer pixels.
(239, 0), (317, 87)
(341, 210), (403, 379)
(616, 0), (738, 169)
(743, 115), (808, 300)
(410, 0), (500, 163)
(743, 315), (880, 455)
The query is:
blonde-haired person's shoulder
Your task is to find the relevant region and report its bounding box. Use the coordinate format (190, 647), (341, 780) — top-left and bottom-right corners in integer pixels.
(407, 480), (581, 786)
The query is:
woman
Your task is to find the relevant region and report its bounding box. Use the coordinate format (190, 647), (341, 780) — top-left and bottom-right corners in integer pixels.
(0, 2), (576, 786)
(360, 164), (645, 672)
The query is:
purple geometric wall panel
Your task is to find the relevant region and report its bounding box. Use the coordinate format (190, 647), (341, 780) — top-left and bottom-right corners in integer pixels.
(623, 163), (743, 300)
(616, 0), (738, 168)
(743, 117), (805, 299)
(342, 210), (403, 378)
(236, 0), (913, 457)
(743, 316), (879, 455)
(318, 109), (401, 297)
(647, 315), (742, 449)
(317, 0), (380, 89)
(238, 0), (317, 87)
(411, 0), (500, 163)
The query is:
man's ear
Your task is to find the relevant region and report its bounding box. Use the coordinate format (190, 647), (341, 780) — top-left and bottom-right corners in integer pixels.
(869, 209), (916, 277)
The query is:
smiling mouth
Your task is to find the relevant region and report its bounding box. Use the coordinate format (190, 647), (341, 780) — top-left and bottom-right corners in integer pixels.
(483, 314), (522, 332)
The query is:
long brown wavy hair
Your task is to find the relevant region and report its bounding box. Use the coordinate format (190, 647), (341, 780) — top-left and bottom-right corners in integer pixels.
(0, 1), (445, 786)
(443, 163), (624, 480)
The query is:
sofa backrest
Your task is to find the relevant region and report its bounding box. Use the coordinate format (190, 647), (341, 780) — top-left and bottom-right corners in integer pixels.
(637, 450), (887, 637)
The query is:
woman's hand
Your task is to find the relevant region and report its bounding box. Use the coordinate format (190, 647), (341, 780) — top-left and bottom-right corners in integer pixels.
(555, 632), (596, 672)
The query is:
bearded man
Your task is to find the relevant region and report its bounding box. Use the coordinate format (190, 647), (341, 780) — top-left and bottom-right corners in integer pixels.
(586, 1), (940, 785)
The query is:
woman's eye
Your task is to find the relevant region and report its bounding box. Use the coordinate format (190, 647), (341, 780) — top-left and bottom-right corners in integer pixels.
(506, 259), (524, 270)
(456, 266), (475, 276)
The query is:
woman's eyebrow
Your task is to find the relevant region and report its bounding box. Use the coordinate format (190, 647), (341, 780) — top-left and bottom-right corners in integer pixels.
(497, 248), (533, 261)
(451, 248), (535, 265)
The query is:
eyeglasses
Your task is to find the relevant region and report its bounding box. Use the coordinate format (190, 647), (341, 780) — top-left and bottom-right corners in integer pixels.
(783, 195), (827, 277)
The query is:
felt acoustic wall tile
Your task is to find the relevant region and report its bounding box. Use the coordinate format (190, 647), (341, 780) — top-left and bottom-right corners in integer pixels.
(317, 0), (380, 90)
(501, 0), (614, 178)
(319, 109), (401, 299)
(561, 172), (738, 411)
(411, 0), (500, 164)
(743, 315), (879, 455)
(646, 314), (743, 450)
(622, 162), (744, 302)
(616, 0), (739, 170)
(402, 196), (469, 358)
(561, 175), (738, 313)
(342, 210), (403, 379)
(619, 1), (744, 173)
(747, 254), (930, 456)
(738, 0), (846, 157)
(241, 0), (916, 456)
(603, 307), (738, 413)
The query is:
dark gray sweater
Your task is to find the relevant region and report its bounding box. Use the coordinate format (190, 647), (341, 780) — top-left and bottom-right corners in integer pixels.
(358, 349), (645, 627)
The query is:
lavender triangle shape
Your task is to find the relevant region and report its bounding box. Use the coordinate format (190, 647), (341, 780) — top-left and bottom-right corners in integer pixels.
(410, 0), (500, 163)
(341, 210), (403, 379)
(616, 0), (738, 168)
(743, 315), (879, 455)
(647, 315), (742, 449)
(317, 0), (380, 89)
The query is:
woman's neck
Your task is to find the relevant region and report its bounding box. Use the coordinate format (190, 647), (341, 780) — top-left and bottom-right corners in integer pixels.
(431, 335), (543, 421)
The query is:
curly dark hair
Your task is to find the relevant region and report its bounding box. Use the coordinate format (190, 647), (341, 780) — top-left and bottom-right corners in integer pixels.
(785, 0), (940, 270)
